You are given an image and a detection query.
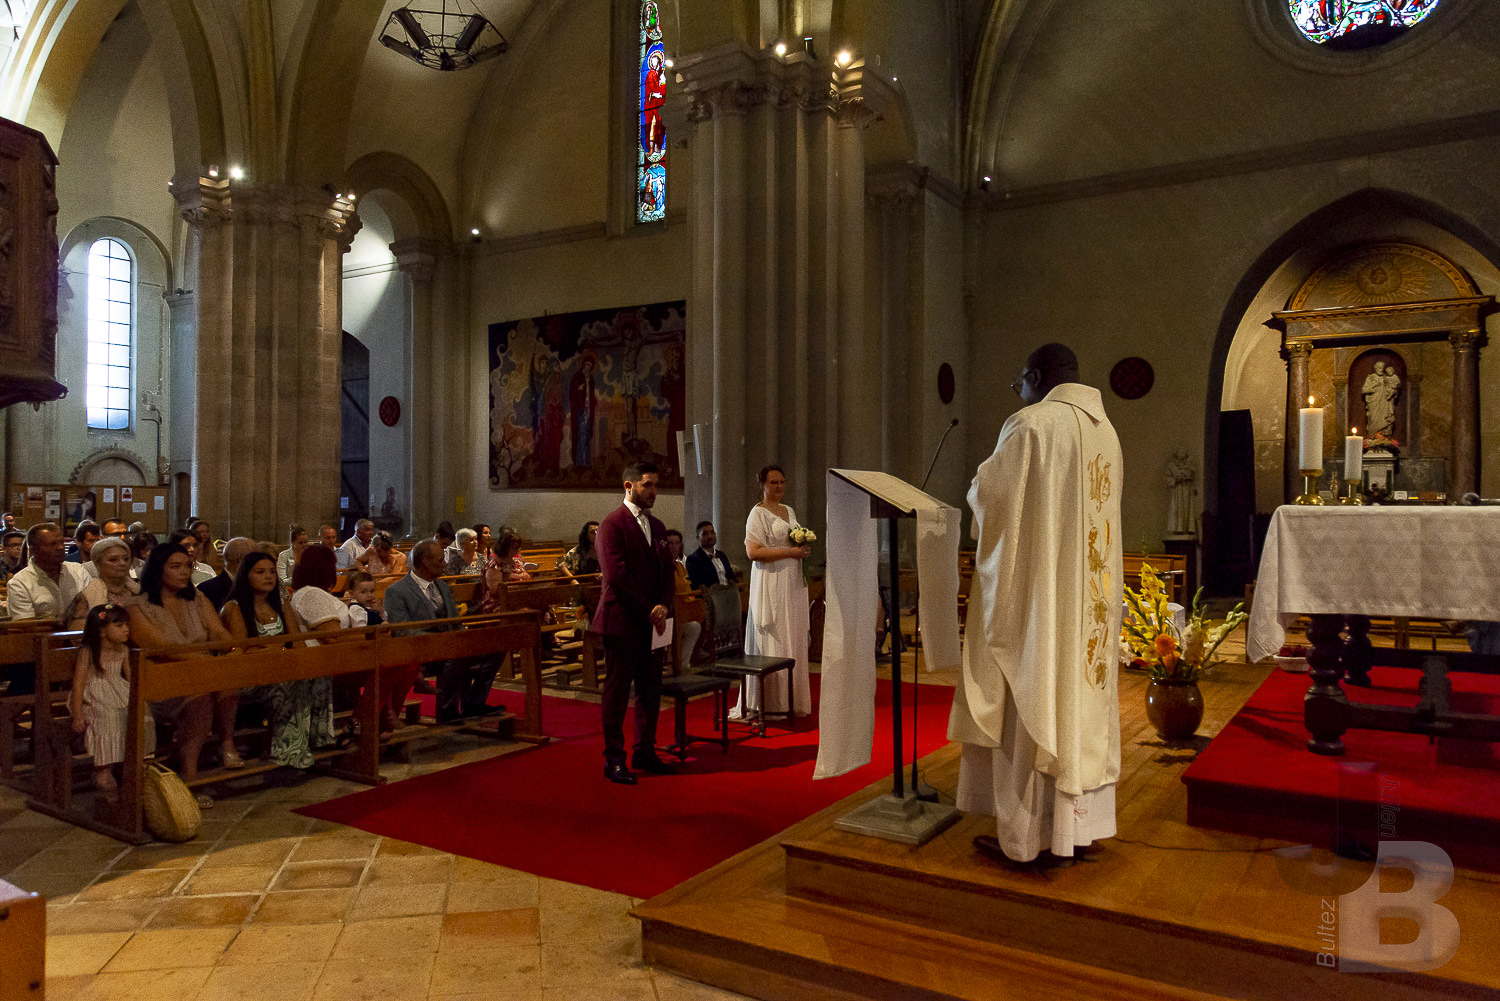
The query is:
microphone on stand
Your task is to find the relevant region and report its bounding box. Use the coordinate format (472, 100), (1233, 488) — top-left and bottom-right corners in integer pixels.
(910, 417), (958, 803)
(921, 418), (960, 492)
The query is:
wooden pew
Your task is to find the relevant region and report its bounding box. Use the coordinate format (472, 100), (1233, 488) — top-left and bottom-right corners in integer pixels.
(491, 576), (602, 691)
(25, 611), (543, 844)
(0, 620), (61, 790)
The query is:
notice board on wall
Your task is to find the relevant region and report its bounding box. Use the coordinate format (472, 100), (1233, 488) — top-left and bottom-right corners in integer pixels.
(5, 483), (168, 536)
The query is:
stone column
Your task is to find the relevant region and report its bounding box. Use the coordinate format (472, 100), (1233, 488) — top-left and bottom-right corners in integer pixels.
(676, 44), (883, 538)
(175, 179), (234, 532)
(1450, 328), (1483, 497)
(1282, 341), (1313, 505)
(866, 170), (917, 476)
(174, 179), (356, 540)
(394, 239), (438, 534)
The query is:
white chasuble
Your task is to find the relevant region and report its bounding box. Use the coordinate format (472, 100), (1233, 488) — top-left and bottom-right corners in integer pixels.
(948, 383), (1123, 808)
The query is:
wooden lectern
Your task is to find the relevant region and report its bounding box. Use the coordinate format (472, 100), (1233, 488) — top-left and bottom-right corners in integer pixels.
(826, 469), (960, 845)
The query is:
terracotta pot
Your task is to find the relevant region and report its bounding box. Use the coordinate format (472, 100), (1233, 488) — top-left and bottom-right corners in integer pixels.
(1146, 678), (1204, 741)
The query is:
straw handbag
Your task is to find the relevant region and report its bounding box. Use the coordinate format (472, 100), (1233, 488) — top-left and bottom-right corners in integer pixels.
(142, 762), (201, 842)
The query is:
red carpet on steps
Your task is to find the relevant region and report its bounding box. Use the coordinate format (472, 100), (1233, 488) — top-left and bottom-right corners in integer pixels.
(1184, 665), (1500, 872)
(297, 677), (954, 898)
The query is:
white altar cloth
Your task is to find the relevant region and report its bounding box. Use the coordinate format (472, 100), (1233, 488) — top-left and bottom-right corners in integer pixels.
(813, 469), (961, 780)
(1245, 506), (1500, 662)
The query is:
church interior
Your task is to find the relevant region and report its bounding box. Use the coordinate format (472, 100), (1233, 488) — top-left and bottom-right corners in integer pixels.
(2, 1), (1500, 999)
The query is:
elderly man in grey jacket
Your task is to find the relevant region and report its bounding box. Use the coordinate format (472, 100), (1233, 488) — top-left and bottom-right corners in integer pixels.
(385, 540), (501, 722)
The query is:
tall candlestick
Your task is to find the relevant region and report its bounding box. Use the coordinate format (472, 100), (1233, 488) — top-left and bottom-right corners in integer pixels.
(1345, 429), (1363, 482)
(1298, 397), (1325, 473)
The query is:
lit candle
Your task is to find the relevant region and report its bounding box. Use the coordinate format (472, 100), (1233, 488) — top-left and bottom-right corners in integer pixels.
(1345, 428), (1363, 482)
(1298, 396), (1324, 472)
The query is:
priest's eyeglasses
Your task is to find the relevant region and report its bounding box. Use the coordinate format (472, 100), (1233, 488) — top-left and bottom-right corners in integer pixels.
(1010, 370), (1035, 396)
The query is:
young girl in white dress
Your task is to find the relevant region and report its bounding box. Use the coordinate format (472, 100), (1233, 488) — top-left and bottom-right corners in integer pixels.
(735, 464), (813, 720)
(69, 604), (134, 800)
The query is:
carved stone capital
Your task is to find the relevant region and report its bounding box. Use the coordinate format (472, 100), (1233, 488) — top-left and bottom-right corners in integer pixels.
(392, 237), (442, 283)
(174, 176), (233, 229)
(688, 81), (758, 121)
(835, 97), (878, 130)
(1281, 341), (1315, 363)
(1449, 328), (1484, 352)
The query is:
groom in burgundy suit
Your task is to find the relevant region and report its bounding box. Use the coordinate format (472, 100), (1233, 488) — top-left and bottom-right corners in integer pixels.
(592, 461), (678, 784)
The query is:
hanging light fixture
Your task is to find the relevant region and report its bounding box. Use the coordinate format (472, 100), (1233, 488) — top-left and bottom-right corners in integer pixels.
(379, 0), (508, 71)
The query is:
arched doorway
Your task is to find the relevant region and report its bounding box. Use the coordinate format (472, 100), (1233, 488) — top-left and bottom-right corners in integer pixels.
(340, 331), (370, 536)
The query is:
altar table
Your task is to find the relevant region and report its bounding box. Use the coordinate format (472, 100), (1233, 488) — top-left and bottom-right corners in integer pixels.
(1246, 506), (1500, 755)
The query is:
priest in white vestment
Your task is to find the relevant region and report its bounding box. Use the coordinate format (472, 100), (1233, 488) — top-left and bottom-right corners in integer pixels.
(948, 343), (1124, 866)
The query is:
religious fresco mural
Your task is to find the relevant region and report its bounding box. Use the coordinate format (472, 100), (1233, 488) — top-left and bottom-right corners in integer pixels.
(488, 301), (686, 490)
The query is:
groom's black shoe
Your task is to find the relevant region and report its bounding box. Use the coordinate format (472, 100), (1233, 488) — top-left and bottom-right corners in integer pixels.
(604, 763), (638, 785)
(631, 754), (676, 775)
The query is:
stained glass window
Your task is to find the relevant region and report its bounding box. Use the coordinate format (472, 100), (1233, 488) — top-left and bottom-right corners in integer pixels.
(86, 238), (132, 430)
(1289, 0), (1442, 47)
(636, 0), (666, 223)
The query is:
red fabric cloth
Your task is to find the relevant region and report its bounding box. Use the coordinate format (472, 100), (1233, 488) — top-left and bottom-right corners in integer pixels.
(298, 677), (954, 898)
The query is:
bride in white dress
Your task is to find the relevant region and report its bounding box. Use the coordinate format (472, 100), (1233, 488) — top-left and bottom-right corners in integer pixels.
(734, 464), (813, 719)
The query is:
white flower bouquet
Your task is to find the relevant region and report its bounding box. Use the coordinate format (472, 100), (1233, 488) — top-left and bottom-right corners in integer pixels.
(789, 526), (817, 586)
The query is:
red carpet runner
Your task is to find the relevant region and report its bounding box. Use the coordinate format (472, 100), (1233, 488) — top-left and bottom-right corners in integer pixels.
(298, 677), (954, 898)
(1184, 665), (1500, 871)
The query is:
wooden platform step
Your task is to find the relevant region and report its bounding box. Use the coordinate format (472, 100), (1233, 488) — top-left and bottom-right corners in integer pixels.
(641, 875), (1222, 1001)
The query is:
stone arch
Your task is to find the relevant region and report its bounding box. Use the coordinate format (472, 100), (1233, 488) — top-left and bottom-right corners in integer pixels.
(1204, 188), (1500, 562)
(342, 151), (453, 242)
(71, 447), (150, 485)
(281, 0), (387, 186)
(1, 0), (228, 178)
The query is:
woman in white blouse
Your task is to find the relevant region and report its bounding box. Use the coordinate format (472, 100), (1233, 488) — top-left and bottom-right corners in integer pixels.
(734, 464), (812, 720)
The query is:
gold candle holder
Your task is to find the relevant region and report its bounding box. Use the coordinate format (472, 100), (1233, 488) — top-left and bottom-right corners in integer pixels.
(1339, 480), (1363, 506)
(1295, 470), (1325, 506)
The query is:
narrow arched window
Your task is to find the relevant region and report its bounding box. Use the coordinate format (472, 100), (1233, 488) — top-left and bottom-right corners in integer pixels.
(86, 238), (133, 430)
(636, 0), (666, 223)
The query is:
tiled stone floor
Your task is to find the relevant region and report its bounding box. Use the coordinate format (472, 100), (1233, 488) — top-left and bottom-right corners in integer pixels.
(3, 731), (750, 1001)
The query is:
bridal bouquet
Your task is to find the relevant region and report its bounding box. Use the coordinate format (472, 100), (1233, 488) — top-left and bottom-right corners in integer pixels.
(1122, 564), (1247, 684)
(789, 526), (817, 587)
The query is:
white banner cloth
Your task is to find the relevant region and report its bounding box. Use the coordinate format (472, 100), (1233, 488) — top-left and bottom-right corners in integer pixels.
(813, 469), (961, 780)
(1246, 506), (1500, 662)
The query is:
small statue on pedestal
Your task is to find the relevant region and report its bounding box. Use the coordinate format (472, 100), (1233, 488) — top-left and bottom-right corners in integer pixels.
(1165, 450), (1197, 539)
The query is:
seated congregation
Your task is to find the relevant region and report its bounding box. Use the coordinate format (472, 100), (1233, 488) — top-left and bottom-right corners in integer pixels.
(0, 498), (762, 830)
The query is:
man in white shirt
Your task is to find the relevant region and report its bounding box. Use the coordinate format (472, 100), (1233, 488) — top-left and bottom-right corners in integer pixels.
(337, 519), (375, 571)
(6, 522), (91, 620)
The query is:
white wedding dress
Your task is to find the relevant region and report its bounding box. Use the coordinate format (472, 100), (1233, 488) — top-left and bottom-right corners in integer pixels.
(734, 504), (812, 718)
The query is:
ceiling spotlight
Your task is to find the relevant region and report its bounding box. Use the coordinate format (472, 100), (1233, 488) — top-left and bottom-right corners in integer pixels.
(803, 36), (816, 59)
(229, 165), (244, 180)
(207, 165), (219, 178)
(380, 0), (509, 71)
(774, 40), (787, 57)
(980, 175), (992, 191)
(664, 57), (674, 68)
(835, 49), (852, 67)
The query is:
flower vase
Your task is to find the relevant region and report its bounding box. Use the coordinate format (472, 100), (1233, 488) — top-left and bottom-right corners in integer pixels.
(1146, 678), (1204, 741)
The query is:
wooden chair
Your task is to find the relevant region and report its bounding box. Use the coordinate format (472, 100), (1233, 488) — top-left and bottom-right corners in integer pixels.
(656, 671), (731, 760)
(0, 620), (60, 791)
(700, 584), (795, 738)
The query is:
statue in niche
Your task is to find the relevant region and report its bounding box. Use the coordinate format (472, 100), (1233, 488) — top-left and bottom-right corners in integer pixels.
(1165, 451), (1197, 537)
(1360, 361), (1402, 438)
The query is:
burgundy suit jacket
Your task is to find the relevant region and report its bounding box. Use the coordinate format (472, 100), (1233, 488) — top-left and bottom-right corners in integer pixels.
(591, 502), (675, 639)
